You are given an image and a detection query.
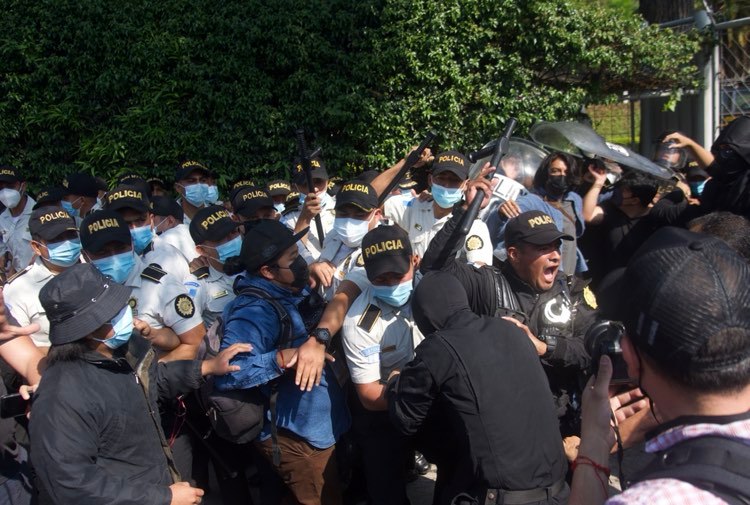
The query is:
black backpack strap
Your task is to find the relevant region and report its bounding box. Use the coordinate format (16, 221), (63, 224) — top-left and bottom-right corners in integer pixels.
(235, 285), (295, 466)
(634, 435), (750, 505)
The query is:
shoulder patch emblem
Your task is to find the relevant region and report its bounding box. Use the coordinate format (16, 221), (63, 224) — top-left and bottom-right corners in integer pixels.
(583, 286), (598, 310)
(466, 235), (483, 251)
(356, 254), (365, 267)
(174, 294), (195, 318)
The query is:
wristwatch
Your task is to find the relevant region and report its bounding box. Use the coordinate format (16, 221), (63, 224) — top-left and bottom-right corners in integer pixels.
(539, 334), (557, 359)
(311, 328), (331, 348)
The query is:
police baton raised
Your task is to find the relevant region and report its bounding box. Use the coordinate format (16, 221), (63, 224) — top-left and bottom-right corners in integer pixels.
(377, 131), (437, 207)
(458, 118), (518, 235)
(295, 129), (326, 247)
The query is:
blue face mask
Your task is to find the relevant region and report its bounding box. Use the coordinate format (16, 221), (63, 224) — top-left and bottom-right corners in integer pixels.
(46, 238), (82, 267)
(183, 183), (208, 207)
(274, 202), (285, 214)
(206, 185), (220, 204)
(213, 235), (242, 263)
(372, 279), (413, 307)
(61, 199), (80, 218)
(431, 183), (463, 209)
(130, 225), (153, 255)
(91, 250), (136, 284)
(93, 305), (134, 349)
(689, 180), (707, 197)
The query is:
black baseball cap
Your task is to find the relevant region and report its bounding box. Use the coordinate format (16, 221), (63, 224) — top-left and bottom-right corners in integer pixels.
(104, 184), (150, 214)
(32, 186), (65, 210)
(240, 220), (307, 272)
(605, 227), (750, 377)
(232, 187), (274, 218)
(147, 176), (169, 190)
(361, 225), (412, 282)
(504, 210), (574, 247)
(80, 210), (132, 253)
(0, 165), (21, 184)
(62, 173), (99, 198)
(175, 160), (209, 182)
(266, 180), (292, 197)
(335, 181), (378, 212)
(292, 156), (328, 185)
(432, 151), (469, 180)
(189, 205), (239, 244)
(118, 175), (152, 198)
(40, 263), (133, 345)
(29, 206), (78, 241)
(150, 195), (184, 221)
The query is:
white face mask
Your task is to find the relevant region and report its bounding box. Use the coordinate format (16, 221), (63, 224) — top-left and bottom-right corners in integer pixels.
(0, 188), (22, 209)
(333, 215), (373, 248)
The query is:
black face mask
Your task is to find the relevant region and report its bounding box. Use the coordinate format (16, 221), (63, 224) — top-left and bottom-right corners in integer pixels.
(279, 255), (309, 289)
(545, 175), (568, 198)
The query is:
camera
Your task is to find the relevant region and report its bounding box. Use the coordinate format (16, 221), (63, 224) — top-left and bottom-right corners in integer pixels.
(584, 320), (633, 385)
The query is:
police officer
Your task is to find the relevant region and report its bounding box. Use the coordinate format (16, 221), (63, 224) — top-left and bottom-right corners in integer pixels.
(187, 205), (242, 327)
(387, 271), (570, 505)
(79, 209), (206, 361)
(281, 155), (336, 263)
(174, 160), (211, 224)
(60, 172), (99, 222)
(31, 186), (65, 211)
(421, 207), (594, 439)
(266, 179), (292, 214)
(4, 206), (81, 350)
(151, 195), (198, 261)
(341, 224), (423, 505)
(0, 165), (35, 276)
(231, 186), (278, 225)
(104, 184), (191, 281)
(382, 151), (493, 265)
(310, 180), (383, 301)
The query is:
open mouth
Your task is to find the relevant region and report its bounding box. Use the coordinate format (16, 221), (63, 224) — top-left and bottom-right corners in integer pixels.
(543, 265), (557, 283)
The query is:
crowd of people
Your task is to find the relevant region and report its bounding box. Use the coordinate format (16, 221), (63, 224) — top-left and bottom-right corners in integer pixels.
(1, 115), (749, 505)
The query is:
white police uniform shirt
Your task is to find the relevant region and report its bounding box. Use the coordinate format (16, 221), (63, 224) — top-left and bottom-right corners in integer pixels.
(143, 235), (191, 282)
(315, 228), (365, 302)
(383, 194), (493, 265)
(185, 265), (237, 328)
(342, 269), (424, 384)
(3, 257), (56, 347)
(124, 254), (203, 335)
(158, 223), (199, 261)
(0, 196), (36, 273)
(281, 193), (336, 263)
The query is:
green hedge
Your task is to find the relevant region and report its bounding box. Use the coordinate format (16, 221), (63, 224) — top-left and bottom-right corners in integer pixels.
(0, 0), (699, 191)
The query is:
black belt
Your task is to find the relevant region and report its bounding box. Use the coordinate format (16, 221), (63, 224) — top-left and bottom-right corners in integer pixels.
(485, 478), (567, 505)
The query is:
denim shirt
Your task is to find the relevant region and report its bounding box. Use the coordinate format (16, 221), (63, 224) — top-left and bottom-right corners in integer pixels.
(214, 275), (350, 449)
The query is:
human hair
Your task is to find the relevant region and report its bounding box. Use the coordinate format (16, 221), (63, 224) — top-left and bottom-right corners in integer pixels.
(532, 152), (581, 192)
(616, 171), (659, 207)
(688, 212), (750, 261)
(47, 340), (90, 366)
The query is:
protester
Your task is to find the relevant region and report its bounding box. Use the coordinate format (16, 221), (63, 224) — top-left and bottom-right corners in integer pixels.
(388, 271), (569, 504)
(29, 263), (248, 505)
(216, 219), (350, 505)
(571, 227), (750, 504)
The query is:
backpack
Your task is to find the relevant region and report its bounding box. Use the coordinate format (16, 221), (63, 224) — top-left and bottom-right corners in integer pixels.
(634, 435), (750, 504)
(198, 286), (294, 449)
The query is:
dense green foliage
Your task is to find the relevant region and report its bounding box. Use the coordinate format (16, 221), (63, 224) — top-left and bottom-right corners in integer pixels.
(0, 0), (700, 190)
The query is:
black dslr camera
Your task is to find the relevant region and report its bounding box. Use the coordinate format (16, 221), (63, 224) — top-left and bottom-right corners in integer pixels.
(585, 320), (633, 385)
